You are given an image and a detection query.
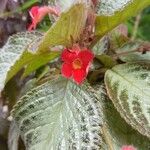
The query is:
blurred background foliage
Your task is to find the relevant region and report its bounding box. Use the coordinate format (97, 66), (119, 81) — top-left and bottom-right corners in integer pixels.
(127, 6), (150, 41)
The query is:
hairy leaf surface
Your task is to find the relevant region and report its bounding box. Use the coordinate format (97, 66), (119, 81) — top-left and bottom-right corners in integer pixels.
(94, 84), (150, 150)
(0, 32), (41, 91)
(12, 77), (103, 150)
(105, 62), (150, 138)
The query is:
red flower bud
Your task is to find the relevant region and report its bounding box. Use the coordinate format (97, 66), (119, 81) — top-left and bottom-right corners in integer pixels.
(121, 145), (137, 150)
(28, 6), (59, 31)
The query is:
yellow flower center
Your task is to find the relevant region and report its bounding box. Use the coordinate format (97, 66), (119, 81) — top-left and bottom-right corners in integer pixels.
(72, 58), (82, 69)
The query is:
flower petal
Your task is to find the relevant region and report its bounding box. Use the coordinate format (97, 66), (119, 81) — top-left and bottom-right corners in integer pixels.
(61, 49), (77, 63)
(61, 63), (72, 78)
(78, 50), (94, 66)
(73, 69), (86, 84)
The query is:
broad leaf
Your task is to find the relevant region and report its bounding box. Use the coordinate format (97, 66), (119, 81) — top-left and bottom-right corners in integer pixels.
(96, 0), (150, 37)
(11, 77), (103, 150)
(0, 32), (41, 91)
(94, 84), (150, 150)
(33, 4), (87, 53)
(116, 41), (150, 62)
(105, 62), (150, 138)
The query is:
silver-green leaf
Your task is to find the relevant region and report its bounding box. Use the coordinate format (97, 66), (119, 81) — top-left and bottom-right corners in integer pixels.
(11, 77), (103, 150)
(105, 62), (150, 138)
(0, 32), (42, 91)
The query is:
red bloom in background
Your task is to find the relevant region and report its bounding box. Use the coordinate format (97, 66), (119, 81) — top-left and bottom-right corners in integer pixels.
(121, 145), (137, 150)
(28, 6), (59, 31)
(61, 47), (94, 84)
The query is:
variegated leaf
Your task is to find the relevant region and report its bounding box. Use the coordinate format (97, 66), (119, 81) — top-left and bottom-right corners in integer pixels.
(94, 84), (150, 150)
(0, 32), (42, 91)
(11, 77), (103, 150)
(105, 62), (150, 138)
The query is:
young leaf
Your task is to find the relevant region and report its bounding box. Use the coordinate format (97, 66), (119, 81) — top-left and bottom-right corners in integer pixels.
(105, 62), (150, 138)
(33, 3), (87, 53)
(94, 84), (150, 150)
(0, 32), (42, 91)
(11, 77), (103, 150)
(96, 0), (150, 37)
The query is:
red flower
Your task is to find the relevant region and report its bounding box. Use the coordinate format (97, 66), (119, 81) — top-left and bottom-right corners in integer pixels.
(61, 47), (94, 84)
(28, 6), (59, 31)
(121, 145), (137, 150)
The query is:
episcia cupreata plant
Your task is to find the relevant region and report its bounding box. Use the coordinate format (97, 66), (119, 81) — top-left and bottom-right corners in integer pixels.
(0, 0), (150, 150)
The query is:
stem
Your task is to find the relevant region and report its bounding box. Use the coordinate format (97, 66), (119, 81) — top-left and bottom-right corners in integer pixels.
(102, 124), (114, 150)
(112, 49), (138, 59)
(131, 13), (141, 41)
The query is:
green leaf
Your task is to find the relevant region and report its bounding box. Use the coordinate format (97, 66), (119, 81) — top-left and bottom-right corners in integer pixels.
(94, 84), (150, 150)
(116, 41), (150, 62)
(7, 50), (59, 84)
(95, 0), (150, 37)
(21, 51), (60, 78)
(0, 32), (42, 91)
(11, 77), (103, 150)
(32, 4), (87, 53)
(104, 62), (150, 138)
